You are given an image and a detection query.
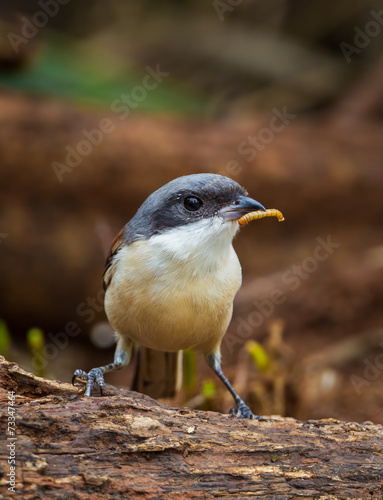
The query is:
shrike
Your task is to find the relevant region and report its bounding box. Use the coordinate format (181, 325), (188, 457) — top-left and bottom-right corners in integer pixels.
(73, 173), (275, 419)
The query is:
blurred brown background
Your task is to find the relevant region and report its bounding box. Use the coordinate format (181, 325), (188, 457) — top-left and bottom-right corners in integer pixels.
(1, 0), (383, 423)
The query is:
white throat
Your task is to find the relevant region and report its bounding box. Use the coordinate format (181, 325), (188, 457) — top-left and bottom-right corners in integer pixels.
(147, 217), (239, 274)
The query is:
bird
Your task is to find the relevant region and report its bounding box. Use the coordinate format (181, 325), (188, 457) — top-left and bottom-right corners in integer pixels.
(73, 173), (269, 419)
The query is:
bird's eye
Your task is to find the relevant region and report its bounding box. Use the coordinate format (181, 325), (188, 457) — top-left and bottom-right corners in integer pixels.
(184, 196), (203, 212)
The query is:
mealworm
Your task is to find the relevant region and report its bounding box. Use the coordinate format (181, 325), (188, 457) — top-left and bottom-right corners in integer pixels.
(238, 209), (285, 226)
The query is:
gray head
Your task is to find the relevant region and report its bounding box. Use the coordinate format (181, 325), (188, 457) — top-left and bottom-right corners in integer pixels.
(123, 173), (265, 243)
(102, 174), (266, 289)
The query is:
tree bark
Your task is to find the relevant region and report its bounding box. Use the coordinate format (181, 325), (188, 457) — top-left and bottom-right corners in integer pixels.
(0, 356), (382, 499)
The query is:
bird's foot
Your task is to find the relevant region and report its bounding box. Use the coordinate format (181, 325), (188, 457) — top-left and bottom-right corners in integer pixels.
(229, 402), (265, 420)
(72, 367), (104, 397)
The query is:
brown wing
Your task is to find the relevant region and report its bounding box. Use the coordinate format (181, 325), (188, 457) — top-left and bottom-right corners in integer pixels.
(102, 226), (125, 291)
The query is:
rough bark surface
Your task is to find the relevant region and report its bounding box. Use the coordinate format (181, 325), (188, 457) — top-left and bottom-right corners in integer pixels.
(0, 357), (382, 499)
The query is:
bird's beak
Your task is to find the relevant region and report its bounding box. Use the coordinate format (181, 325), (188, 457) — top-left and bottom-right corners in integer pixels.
(219, 195), (266, 221)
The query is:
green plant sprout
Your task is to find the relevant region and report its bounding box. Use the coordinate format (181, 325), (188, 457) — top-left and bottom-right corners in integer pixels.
(183, 348), (197, 391)
(245, 340), (270, 372)
(202, 379), (216, 399)
(27, 327), (45, 378)
(0, 320), (11, 357)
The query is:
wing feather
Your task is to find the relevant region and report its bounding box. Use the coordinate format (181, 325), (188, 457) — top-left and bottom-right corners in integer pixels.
(102, 226), (125, 291)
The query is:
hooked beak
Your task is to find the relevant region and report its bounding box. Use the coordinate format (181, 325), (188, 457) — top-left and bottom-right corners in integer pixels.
(219, 195), (266, 221)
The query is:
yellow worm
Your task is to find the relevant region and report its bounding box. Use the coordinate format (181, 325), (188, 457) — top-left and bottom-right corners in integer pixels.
(238, 209), (285, 226)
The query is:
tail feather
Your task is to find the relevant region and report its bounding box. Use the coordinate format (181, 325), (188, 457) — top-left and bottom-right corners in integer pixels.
(132, 347), (182, 399)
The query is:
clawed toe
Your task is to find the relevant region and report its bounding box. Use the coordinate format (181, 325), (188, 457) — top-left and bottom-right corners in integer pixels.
(229, 404), (265, 420)
(72, 369), (88, 386)
(72, 367), (105, 397)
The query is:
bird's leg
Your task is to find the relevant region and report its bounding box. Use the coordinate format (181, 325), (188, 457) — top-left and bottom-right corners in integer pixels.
(72, 337), (132, 397)
(206, 351), (265, 420)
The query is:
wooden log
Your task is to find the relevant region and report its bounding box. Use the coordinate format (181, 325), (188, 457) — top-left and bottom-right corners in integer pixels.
(0, 356), (382, 499)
